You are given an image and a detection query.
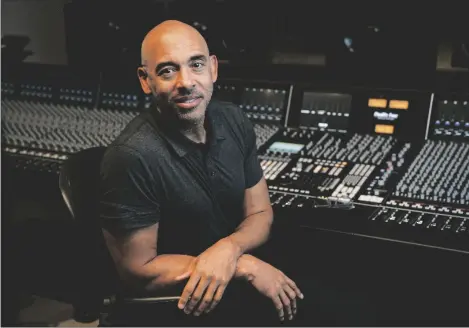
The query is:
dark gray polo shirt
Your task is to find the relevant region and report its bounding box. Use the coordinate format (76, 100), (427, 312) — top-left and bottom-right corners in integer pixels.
(99, 99), (264, 256)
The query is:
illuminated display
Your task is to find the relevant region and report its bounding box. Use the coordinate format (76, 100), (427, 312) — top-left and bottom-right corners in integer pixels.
(300, 91), (352, 133)
(389, 100), (409, 110)
(373, 111), (399, 121)
(375, 124), (395, 135)
(268, 142), (304, 154)
(368, 98), (387, 108)
(432, 99), (469, 139)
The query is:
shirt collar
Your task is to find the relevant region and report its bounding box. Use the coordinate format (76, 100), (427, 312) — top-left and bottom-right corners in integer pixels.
(148, 100), (226, 158)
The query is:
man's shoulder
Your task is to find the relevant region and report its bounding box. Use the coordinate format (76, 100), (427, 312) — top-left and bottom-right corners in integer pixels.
(104, 112), (165, 162)
(209, 98), (246, 125)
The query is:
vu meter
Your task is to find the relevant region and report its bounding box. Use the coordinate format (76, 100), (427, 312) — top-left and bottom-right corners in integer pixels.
(299, 91), (352, 133)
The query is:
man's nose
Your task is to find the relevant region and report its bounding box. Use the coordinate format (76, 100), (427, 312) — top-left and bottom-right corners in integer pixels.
(175, 67), (195, 90)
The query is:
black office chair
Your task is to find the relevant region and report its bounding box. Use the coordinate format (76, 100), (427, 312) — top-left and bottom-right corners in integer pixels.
(59, 146), (180, 324)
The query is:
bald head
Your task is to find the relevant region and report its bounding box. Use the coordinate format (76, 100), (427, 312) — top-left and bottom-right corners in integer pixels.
(141, 20), (209, 66)
(136, 19), (218, 125)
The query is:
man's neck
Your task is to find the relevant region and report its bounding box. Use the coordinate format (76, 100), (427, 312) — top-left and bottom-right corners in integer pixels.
(154, 105), (208, 144)
(168, 113), (207, 144)
(179, 121), (207, 144)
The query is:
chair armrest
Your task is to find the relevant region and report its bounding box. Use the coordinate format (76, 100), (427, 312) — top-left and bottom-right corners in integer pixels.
(104, 295), (180, 306)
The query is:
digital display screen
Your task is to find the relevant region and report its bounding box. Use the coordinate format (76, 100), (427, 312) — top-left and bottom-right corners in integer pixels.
(368, 98), (387, 108)
(268, 142), (304, 154)
(299, 91), (352, 133)
(342, 89), (429, 141)
(364, 95), (413, 138)
(375, 124), (395, 135)
(389, 100), (409, 110)
(368, 98), (409, 110)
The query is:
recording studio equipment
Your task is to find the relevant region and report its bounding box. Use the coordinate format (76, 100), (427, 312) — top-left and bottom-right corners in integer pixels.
(256, 83), (468, 253)
(2, 70), (289, 174)
(430, 95), (469, 139)
(1, 76), (140, 174)
(3, 63), (468, 254)
(261, 85), (430, 200)
(213, 79), (291, 149)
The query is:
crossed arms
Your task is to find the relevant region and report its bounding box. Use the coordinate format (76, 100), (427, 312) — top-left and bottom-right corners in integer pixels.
(102, 177), (303, 322)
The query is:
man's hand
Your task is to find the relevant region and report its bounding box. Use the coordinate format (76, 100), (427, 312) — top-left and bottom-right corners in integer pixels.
(177, 238), (241, 316)
(238, 255), (304, 322)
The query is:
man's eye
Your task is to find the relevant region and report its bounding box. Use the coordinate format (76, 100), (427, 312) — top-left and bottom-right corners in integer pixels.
(159, 68), (176, 76)
(192, 62), (205, 69)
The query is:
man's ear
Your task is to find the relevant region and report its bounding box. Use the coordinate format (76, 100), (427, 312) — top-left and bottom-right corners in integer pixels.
(209, 55), (218, 83)
(137, 67), (152, 94)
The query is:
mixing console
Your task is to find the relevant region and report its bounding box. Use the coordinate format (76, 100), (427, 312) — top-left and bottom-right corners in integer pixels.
(213, 80), (291, 149)
(394, 140), (468, 205)
(1, 79), (141, 174)
(2, 99), (139, 173)
(369, 207), (468, 234)
(299, 91), (352, 133)
(261, 127), (403, 202)
(239, 87), (287, 123)
(2, 78), (289, 173)
(3, 68), (468, 253)
(253, 85), (469, 253)
(213, 82), (238, 104)
(431, 96), (469, 139)
(214, 80), (290, 124)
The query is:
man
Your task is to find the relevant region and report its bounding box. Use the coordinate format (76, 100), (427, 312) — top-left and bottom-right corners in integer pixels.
(99, 20), (303, 326)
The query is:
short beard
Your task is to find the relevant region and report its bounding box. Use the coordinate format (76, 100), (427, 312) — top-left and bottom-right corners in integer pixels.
(153, 97), (207, 130)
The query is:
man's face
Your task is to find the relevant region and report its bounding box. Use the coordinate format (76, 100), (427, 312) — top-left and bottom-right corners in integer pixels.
(138, 32), (218, 123)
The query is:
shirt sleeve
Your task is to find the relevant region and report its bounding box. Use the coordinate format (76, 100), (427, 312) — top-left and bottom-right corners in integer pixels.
(99, 145), (160, 234)
(241, 111), (264, 189)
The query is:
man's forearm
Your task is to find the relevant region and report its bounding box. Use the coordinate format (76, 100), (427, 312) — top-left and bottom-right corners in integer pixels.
(125, 254), (194, 293)
(226, 208), (273, 257)
(124, 253), (264, 293)
(234, 254), (264, 281)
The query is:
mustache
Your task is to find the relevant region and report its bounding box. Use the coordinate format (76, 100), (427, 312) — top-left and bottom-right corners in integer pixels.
(172, 93), (203, 102)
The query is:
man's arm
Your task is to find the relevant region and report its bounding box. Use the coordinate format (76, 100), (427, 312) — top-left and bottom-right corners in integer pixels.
(102, 223), (195, 294)
(176, 109), (274, 315)
(102, 223), (262, 294)
(100, 145), (196, 293)
(225, 177), (273, 257)
(224, 107), (274, 257)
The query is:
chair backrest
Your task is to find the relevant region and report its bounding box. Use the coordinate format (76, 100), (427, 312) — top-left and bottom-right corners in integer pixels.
(59, 146), (118, 311)
(59, 146), (106, 221)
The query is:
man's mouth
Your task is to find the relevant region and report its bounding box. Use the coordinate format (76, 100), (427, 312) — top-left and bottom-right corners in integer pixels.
(173, 96), (203, 109)
(175, 97), (200, 103)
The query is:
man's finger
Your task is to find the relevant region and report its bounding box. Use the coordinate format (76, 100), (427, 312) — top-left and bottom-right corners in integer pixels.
(194, 281), (219, 316)
(178, 273), (200, 310)
(184, 276), (210, 314)
(175, 270), (192, 281)
(284, 283), (297, 301)
(206, 282), (227, 313)
(272, 295), (285, 321)
(284, 284), (298, 315)
(286, 276), (304, 299)
(279, 289), (293, 320)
